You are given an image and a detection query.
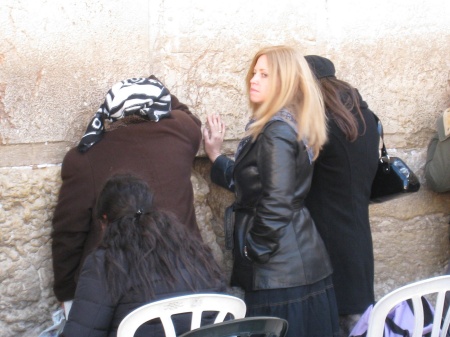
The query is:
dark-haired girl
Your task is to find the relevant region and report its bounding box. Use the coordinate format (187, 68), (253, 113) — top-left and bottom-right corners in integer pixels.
(62, 174), (225, 337)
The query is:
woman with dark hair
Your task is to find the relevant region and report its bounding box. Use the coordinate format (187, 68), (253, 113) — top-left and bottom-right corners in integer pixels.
(62, 174), (226, 337)
(304, 55), (379, 336)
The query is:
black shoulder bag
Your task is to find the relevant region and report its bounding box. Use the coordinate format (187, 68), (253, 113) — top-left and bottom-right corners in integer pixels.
(370, 113), (421, 203)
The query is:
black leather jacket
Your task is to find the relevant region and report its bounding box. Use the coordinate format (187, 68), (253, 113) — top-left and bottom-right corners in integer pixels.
(211, 120), (332, 291)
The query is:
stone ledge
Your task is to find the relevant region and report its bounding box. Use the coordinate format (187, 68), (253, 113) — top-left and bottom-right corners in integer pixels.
(0, 140), (242, 168)
(0, 142), (74, 168)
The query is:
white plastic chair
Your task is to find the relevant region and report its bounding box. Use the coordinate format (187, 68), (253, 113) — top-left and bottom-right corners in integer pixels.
(117, 293), (247, 337)
(366, 275), (450, 337)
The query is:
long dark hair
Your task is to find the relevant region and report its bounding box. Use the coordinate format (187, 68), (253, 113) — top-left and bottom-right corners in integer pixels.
(318, 76), (366, 141)
(95, 174), (223, 300)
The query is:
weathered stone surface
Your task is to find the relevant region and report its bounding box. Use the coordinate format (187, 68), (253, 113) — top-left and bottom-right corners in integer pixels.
(0, 166), (61, 336)
(191, 170), (225, 266)
(0, 0), (449, 336)
(371, 214), (450, 297)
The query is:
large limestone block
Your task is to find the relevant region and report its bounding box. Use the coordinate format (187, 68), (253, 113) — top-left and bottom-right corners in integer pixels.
(0, 166), (61, 336)
(371, 214), (449, 299)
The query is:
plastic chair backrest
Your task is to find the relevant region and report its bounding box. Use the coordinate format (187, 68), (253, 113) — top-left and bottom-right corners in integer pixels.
(178, 316), (289, 337)
(116, 293), (247, 337)
(366, 275), (450, 337)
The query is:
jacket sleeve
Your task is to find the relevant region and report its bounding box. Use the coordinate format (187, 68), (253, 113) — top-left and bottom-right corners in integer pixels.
(62, 253), (115, 337)
(425, 132), (450, 192)
(245, 122), (299, 263)
(210, 154), (235, 192)
(51, 149), (96, 301)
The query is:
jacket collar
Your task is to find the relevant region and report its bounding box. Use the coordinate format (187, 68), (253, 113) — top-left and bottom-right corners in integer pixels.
(234, 119), (281, 167)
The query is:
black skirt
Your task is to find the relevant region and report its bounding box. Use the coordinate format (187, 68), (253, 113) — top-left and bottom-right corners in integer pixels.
(244, 275), (340, 337)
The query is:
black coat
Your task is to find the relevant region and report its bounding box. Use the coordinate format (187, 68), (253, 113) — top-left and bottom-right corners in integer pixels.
(211, 120), (332, 291)
(305, 95), (379, 314)
(62, 250), (226, 337)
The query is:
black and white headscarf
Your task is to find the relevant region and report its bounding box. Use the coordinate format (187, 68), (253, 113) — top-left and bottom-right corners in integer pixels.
(78, 77), (171, 152)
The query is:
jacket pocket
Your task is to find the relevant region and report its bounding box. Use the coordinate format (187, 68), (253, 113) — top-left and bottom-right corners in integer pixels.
(233, 210), (255, 261)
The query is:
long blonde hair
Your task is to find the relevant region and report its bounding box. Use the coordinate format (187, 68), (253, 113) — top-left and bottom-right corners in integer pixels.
(245, 45), (327, 159)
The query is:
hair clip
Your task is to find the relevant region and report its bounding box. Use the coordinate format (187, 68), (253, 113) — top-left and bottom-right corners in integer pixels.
(135, 209), (143, 220)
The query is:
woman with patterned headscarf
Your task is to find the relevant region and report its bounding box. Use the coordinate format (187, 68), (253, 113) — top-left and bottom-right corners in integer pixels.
(51, 76), (203, 317)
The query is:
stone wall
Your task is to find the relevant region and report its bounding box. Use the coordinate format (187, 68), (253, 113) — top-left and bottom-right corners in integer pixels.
(0, 0), (449, 336)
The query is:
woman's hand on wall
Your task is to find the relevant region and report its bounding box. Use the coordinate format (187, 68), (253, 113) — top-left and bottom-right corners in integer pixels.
(203, 114), (226, 163)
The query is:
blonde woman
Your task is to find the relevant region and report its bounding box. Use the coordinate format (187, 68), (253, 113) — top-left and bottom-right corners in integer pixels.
(204, 45), (339, 337)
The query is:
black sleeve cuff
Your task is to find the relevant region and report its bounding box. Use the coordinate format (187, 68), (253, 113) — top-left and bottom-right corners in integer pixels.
(210, 155), (235, 192)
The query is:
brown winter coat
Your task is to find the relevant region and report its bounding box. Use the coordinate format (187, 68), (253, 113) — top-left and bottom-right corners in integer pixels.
(51, 98), (202, 301)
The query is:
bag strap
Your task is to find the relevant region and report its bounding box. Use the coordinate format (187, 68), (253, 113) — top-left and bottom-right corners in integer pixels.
(384, 316), (410, 337)
(372, 113), (391, 173)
